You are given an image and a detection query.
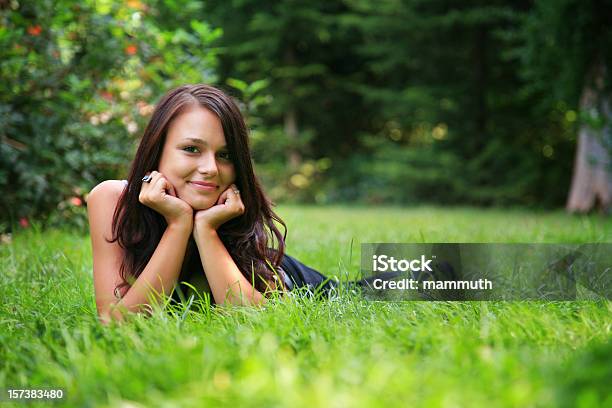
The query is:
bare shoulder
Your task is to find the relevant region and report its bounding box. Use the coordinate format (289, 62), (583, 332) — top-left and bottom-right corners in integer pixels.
(88, 180), (128, 318)
(88, 180), (127, 206)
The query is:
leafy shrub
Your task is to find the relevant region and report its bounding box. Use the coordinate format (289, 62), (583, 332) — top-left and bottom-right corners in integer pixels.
(0, 0), (220, 232)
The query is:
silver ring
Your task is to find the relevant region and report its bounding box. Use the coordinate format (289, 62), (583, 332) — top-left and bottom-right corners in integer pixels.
(233, 189), (240, 195)
(142, 175), (152, 183)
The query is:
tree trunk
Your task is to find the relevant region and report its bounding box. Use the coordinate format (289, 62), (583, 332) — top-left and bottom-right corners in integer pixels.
(566, 64), (612, 213)
(474, 25), (488, 150)
(283, 47), (302, 170)
(284, 107), (301, 169)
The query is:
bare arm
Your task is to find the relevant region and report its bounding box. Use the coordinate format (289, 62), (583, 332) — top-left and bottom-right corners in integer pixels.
(88, 179), (193, 324)
(193, 184), (268, 306)
(194, 228), (265, 306)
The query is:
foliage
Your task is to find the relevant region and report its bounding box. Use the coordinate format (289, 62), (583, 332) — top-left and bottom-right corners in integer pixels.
(334, 0), (579, 206)
(201, 0), (365, 201)
(0, 0), (220, 232)
(200, 0), (603, 207)
(513, 0), (612, 108)
(2, 0), (612, 227)
(512, 0), (612, 170)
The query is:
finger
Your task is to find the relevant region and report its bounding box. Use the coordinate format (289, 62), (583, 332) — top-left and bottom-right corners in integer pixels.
(149, 171), (162, 186)
(141, 171), (160, 190)
(216, 188), (230, 205)
(227, 184), (244, 213)
(230, 184), (241, 204)
(139, 171), (159, 203)
(225, 184), (240, 203)
(152, 175), (169, 195)
(143, 173), (164, 200)
(232, 184), (241, 200)
(140, 171), (151, 188)
(165, 180), (178, 197)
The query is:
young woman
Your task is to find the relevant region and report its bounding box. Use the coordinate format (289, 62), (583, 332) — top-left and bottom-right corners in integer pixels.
(87, 84), (338, 324)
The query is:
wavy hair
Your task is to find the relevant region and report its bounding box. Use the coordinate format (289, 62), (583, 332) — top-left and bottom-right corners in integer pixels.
(109, 84), (286, 297)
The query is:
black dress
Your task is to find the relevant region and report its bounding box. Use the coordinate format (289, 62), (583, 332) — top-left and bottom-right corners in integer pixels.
(171, 247), (339, 305)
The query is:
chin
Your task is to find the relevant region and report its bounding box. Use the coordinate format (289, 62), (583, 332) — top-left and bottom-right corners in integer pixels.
(186, 198), (217, 211)
(177, 188), (220, 211)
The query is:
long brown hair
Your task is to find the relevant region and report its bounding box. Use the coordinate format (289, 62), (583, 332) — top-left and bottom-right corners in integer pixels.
(109, 84), (286, 297)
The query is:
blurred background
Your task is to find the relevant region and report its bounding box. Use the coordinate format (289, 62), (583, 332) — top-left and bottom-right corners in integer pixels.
(1, 0), (610, 232)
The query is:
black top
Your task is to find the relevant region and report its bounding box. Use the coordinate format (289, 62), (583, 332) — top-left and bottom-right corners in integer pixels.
(170, 250), (332, 305)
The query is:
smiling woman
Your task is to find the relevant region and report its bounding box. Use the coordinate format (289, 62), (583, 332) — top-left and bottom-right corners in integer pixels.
(86, 84), (336, 324)
(159, 105), (236, 211)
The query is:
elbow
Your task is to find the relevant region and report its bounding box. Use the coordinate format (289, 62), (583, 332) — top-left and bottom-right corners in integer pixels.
(97, 300), (155, 324)
(97, 302), (126, 325)
(225, 290), (267, 307)
(97, 308), (117, 325)
(98, 311), (114, 326)
(97, 309), (123, 325)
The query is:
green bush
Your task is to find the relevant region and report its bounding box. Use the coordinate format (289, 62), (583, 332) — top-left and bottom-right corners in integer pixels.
(0, 0), (220, 232)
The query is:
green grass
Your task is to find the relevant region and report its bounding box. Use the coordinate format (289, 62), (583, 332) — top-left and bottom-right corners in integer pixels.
(1, 206), (611, 407)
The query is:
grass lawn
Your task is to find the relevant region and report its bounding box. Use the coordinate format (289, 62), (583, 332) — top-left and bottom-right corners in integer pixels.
(1, 205), (610, 407)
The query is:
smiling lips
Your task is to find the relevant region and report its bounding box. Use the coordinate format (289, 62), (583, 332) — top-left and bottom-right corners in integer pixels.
(188, 181), (218, 191)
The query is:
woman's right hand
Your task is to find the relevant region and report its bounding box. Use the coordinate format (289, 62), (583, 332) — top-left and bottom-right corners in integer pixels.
(138, 171), (193, 227)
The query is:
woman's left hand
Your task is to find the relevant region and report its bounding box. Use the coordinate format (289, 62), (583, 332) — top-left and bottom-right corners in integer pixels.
(193, 184), (245, 236)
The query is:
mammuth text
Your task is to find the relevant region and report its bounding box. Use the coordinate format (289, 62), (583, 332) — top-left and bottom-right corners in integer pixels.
(422, 279), (493, 290)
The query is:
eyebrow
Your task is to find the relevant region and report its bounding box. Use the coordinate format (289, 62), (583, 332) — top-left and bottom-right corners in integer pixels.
(183, 137), (227, 149)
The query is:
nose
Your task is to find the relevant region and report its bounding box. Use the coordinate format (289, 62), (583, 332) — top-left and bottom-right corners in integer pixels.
(197, 151), (219, 177)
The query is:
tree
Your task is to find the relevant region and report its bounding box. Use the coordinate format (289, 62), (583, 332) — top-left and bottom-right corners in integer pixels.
(340, 0), (566, 205)
(201, 0), (369, 201)
(566, 63), (612, 212)
(516, 0), (612, 213)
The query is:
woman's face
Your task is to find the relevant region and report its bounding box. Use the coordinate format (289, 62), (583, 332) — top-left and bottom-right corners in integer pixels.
(158, 105), (236, 211)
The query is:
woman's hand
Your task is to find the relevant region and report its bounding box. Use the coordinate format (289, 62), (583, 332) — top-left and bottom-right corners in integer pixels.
(193, 184), (245, 237)
(138, 171), (193, 227)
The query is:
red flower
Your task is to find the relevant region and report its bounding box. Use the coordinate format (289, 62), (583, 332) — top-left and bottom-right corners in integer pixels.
(69, 197), (83, 206)
(100, 91), (113, 102)
(19, 217), (29, 228)
(27, 25), (42, 36)
(125, 44), (137, 55)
